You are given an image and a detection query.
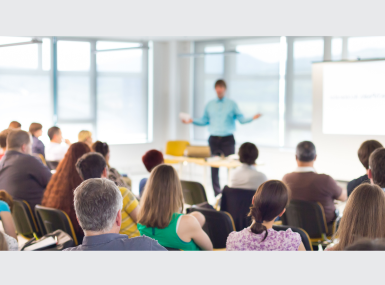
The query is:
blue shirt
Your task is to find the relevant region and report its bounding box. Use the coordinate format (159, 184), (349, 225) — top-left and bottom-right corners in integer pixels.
(193, 97), (253, 136)
(139, 178), (148, 198)
(0, 200), (10, 221)
(32, 136), (45, 158)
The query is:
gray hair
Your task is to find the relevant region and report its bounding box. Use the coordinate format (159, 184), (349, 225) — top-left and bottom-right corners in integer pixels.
(74, 178), (123, 232)
(296, 141), (316, 162)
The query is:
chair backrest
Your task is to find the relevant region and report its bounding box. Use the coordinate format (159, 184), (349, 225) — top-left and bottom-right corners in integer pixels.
(220, 186), (256, 232)
(12, 200), (40, 239)
(189, 207), (235, 249)
(165, 141), (190, 156)
(273, 225), (313, 251)
(165, 247), (182, 251)
(281, 199), (328, 239)
(181, 180), (208, 205)
(35, 205), (78, 245)
(46, 160), (59, 170)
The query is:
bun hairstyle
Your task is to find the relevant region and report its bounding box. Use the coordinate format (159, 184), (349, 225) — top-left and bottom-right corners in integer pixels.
(92, 141), (110, 158)
(248, 180), (290, 241)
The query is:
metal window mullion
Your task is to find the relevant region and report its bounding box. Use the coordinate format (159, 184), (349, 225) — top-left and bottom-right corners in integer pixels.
(52, 37), (58, 125)
(284, 37), (294, 147)
(90, 40), (97, 139)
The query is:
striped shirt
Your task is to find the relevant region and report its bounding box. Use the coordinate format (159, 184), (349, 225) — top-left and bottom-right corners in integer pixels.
(119, 187), (140, 238)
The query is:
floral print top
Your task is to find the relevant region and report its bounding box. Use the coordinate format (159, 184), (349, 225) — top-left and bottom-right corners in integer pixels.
(226, 227), (301, 251)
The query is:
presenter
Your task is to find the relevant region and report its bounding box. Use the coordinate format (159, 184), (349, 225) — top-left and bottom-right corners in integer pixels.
(182, 79), (261, 196)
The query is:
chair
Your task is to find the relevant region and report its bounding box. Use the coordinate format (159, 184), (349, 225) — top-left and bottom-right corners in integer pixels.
(220, 186), (256, 232)
(281, 200), (336, 247)
(164, 140), (190, 164)
(35, 205), (78, 246)
(165, 247), (182, 251)
(273, 225), (313, 251)
(46, 160), (59, 170)
(33, 153), (47, 166)
(181, 180), (208, 205)
(189, 206), (235, 250)
(12, 200), (41, 239)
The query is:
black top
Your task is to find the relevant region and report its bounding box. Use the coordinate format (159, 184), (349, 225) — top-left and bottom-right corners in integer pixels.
(347, 174), (370, 196)
(0, 150), (52, 209)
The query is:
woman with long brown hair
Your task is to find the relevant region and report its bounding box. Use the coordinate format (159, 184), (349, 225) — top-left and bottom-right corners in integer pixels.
(327, 183), (385, 250)
(137, 164), (213, 251)
(42, 142), (90, 242)
(226, 180), (305, 251)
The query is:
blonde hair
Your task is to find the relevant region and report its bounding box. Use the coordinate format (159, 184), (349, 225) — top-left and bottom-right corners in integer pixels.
(332, 183), (385, 251)
(78, 130), (92, 143)
(0, 232), (8, 251)
(138, 164), (184, 229)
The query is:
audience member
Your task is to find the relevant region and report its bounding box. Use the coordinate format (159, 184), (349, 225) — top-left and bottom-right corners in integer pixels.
(226, 180), (305, 251)
(42, 142), (90, 242)
(327, 183), (385, 250)
(344, 238), (385, 251)
(29, 122), (45, 158)
(92, 141), (130, 189)
(0, 199), (17, 240)
(0, 130), (51, 210)
(76, 152), (140, 238)
(45, 126), (71, 161)
(0, 231), (17, 251)
(137, 164), (213, 251)
(64, 178), (166, 251)
(282, 141), (347, 231)
(8, 121), (21, 129)
(347, 140), (383, 196)
(229, 142), (267, 190)
(368, 147), (385, 190)
(0, 129), (12, 160)
(140, 149), (164, 197)
(78, 130), (93, 149)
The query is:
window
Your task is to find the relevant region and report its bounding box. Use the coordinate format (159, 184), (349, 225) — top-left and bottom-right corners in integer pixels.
(348, 36), (385, 60)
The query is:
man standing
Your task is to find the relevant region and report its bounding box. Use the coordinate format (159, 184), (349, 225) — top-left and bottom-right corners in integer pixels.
(182, 79), (261, 196)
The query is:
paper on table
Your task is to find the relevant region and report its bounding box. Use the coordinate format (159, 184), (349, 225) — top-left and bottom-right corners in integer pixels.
(179, 112), (191, 121)
(23, 236), (57, 251)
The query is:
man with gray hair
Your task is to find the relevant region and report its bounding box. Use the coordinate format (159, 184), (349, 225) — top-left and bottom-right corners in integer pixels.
(64, 178), (166, 251)
(282, 141), (347, 231)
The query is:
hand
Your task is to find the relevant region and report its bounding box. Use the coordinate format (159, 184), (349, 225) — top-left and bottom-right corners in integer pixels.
(182, 118), (193, 124)
(64, 139), (71, 145)
(253, 114), (262, 120)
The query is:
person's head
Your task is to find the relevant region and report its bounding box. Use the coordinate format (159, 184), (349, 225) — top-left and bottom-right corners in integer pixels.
(368, 148), (385, 188)
(7, 130), (31, 154)
(78, 130), (93, 147)
(76, 152), (107, 181)
(0, 231), (8, 251)
(238, 142), (259, 166)
(48, 126), (62, 143)
(248, 180), (290, 241)
(8, 121), (21, 129)
(138, 164), (184, 229)
(295, 141), (317, 166)
(74, 178), (123, 235)
(92, 141), (110, 164)
(29, 123), (43, 138)
(0, 129), (12, 150)
(358, 140), (383, 171)
(332, 183), (385, 251)
(142, 149), (164, 173)
(345, 238), (385, 251)
(214, 79), (227, 99)
(0, 190), (14, 212)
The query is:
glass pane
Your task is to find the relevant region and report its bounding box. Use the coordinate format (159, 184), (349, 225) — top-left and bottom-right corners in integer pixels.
(0, 36), (38, 69)
(56, 123), (94, 145)
(58, 76), (92, 120)
(286, 129), (312, 148)
(97, 76), (147, 144)
(42, 38), (51, 71)
(0, 75), (53, 143)
(348, 36), (385, 59)
(57, 41), (90, 71)
(331, 37), (342, 61)
(204, 46), (224, 74)
(293, 38), (324, 74)
(292, 76), (313, 124)
(236, 43), (280, 75)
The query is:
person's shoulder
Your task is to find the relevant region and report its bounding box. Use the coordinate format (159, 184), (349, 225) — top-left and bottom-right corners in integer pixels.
(276, 228), (301, 242)
(126, 235), (166, 251)
(0, 200), (10, 212)
(316, 173), (337, 183)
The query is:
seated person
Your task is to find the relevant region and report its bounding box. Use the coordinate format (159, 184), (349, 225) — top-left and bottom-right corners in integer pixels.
(137, 164), (213, 251)
(226, 180), (305, 251)
(345, 238), (385, 251)
(8, 121), (21, 129)
(140, 149), (164, 197)
(229, 142), (267, 190)
(347, 140), (383, 196)
(0, 231), (18, 251)
(29, 122), (45, 158)
(78, 130), (93, 149)
(64, 178), (166, 251)
(0, 130), (51, 211)
(0, 193), (18, 251)
(282, 141), (347, 231)
(368, 148), (385, 191)
(92, 141), (130, 189)
(327, 183), (385, 250)
(45, 126), (71, 161)
(0, 129), (12, 160)
(76, 152), (141, 238)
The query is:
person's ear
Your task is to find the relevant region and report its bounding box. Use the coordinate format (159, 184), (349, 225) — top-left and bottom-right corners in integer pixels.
(116, 210), (122, 227)
(278, 208), (286, 217)
(314, 155), (317, 162)
(368, 168), (373, 179)
(21, 144), (27, 153)
(102, 167), (108, 178)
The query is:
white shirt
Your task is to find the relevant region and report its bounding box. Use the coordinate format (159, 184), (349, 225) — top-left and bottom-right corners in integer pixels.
(229, 163), (268, 190)
(3, 231), (18, 251)
(45, 142), (69, 161)
(294, 166), (316, 173)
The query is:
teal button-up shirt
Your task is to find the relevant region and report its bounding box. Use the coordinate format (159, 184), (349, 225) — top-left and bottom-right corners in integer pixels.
(193, 97), (253, 136)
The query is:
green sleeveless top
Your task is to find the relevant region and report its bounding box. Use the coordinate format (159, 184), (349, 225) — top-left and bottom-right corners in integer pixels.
(137, 213), (201, 251)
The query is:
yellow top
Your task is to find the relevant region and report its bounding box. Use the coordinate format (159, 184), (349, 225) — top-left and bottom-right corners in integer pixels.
(119, 187), (140, 238)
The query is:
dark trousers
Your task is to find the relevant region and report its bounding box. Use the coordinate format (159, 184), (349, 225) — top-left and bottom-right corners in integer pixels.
(208, 135), (235, 196)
